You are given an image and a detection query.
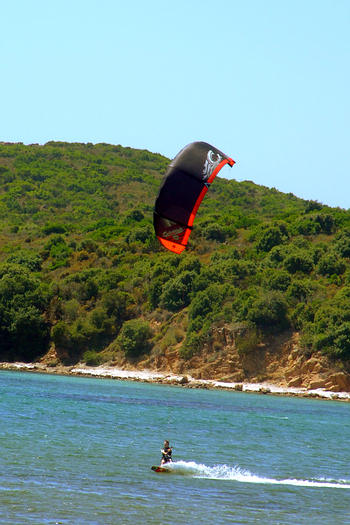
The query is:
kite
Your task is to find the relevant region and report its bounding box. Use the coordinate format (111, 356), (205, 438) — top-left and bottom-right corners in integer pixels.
(153, 141), (235, 253)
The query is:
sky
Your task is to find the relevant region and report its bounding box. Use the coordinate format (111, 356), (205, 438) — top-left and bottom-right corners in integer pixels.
(1, 0), (349, 208)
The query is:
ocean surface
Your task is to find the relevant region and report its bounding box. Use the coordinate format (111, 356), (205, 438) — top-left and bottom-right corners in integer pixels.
(0, 371), (349, 525)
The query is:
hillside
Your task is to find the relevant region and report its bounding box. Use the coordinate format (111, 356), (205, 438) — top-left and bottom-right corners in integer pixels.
(1, 141), (350, 391)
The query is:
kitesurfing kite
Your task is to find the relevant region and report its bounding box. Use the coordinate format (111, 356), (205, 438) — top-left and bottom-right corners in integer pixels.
(153, 142), (235, 254)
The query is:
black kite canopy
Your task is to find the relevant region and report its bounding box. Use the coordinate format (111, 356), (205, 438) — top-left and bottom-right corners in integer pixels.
(153, 142), (235, 253)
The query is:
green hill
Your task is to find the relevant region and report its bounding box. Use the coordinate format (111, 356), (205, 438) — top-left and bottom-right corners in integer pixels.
(1, 141), (350, 375)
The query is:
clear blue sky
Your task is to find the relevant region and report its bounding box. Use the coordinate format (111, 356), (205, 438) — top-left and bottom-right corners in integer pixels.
(2, 1), (349, 208)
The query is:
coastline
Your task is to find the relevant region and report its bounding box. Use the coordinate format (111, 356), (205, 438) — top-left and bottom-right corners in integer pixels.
(1, 361), (350, 402)
(0, 362), (350, 402)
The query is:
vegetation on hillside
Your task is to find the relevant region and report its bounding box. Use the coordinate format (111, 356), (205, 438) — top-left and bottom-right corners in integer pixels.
(1, 141), (350, 368)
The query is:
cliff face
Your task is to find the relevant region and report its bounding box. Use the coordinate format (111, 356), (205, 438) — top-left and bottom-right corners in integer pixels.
(137, 326), (350, 393)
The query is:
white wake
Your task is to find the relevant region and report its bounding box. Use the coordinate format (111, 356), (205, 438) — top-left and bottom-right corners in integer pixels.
(163, 461), (350, 489)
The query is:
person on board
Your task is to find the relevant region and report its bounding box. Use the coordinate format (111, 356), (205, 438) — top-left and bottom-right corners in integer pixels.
(160, 440), (173, 465)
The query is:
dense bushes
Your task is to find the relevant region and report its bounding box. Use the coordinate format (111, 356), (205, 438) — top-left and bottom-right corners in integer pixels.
(1, 141), (350, 365)
(301, 288), (350, 358)
(0, 263), (50, 360)
(293, 213), (336, 235)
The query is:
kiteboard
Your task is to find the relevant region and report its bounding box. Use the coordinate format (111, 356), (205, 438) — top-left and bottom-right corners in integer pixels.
(151, 465), (171, 473)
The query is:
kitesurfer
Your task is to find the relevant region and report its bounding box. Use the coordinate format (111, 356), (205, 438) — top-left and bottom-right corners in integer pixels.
(160, 440), (173, 465)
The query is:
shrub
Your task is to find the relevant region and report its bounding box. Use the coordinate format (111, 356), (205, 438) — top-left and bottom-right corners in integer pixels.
(44, 235), (72, 269)
(90, 307), (108, 330)
(178, 255), (201, 274)
(79, 239), (98, 253)
(300, 289), (350, 358)
(315, 214), (336, 234)
(62, 299), (80, 321)
(263, 269), (291, 292)
(246, 291), (289, 331)
(293, 213), (336, 235)
(293, 216), (322, 235)
(333, 230), (350, 258)
(83, 350), (102, 366)
(51, 321), (73, 357)
(189, 283), (226, 321)
(126, 225), (153, 244)
(160, 271), (195, 311)
(179, 332), (204, 360)
(203, 224), (227, 242)
(79, 278), (98, 301)
(236, 326), (261, 356)
(101, 290), (128, 321)
(148, 278), (163, 309)
(284, 250), (313, 274)
(304, 200), (323, 213)
(222, 259), (256, 282)
(117, 319), (152, 358)
(42, 223), (67, 235)
(51, 318), (102, 363)
(317, 253), (346, 277)
(314, 323), (350, 358)
(287, 280), (311, 301)
(7, 252), (42, 271)
(265, 245), (286, 267)
(126, 209), (144, 222)
(256, 224), (289, 252)
(290, 303), (315, 330)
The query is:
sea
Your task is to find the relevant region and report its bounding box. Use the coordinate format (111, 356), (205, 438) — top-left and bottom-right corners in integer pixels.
(0, 371), (349, 525)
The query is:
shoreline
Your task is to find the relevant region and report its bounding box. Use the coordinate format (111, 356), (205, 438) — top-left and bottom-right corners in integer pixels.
(1, 361), (350, 402)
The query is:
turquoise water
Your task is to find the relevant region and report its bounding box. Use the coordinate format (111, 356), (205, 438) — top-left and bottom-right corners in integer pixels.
(0, 371), (350, 524)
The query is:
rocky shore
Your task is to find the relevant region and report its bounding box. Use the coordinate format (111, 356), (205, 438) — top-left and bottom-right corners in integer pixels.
(1, 361), (350, 402)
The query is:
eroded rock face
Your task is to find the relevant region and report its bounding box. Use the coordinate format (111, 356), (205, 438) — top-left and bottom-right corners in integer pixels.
(140, 326), (350, 393)
(104, 323), (350, 393)
(287, 377), (303, 388)
(326, 373), (350, 392)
